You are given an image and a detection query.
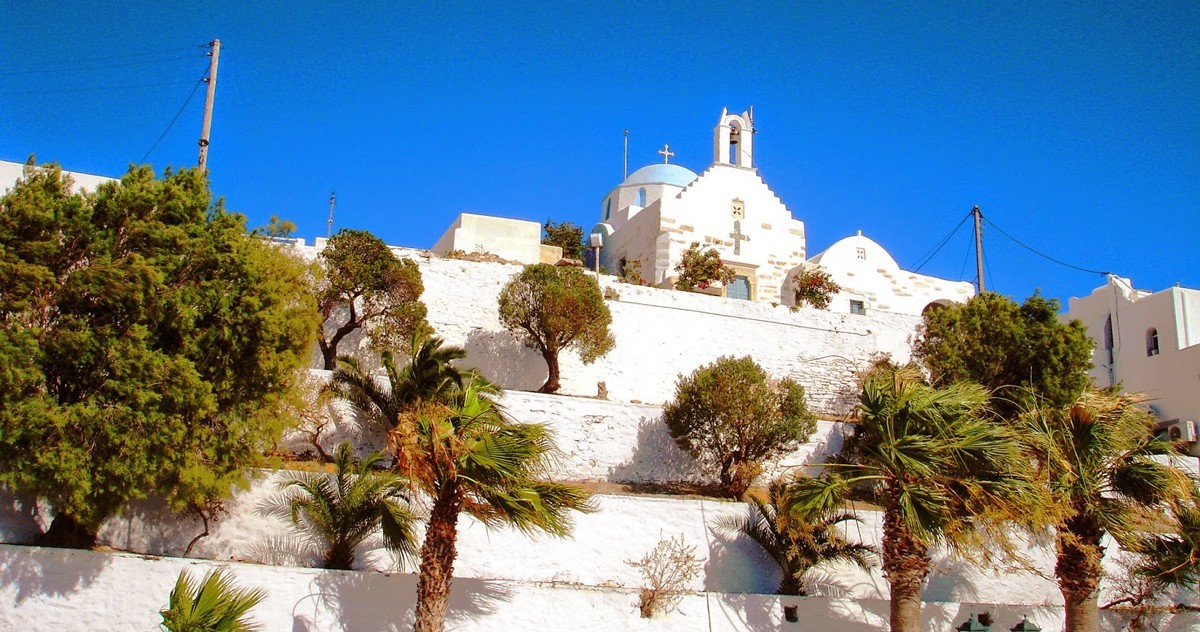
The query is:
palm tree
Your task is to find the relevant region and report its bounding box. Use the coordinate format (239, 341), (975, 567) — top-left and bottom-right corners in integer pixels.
(721, 477), (875, 595)
(1132, 482), (1200, 590)
(332, 340), (594, 632)
(788, 367), (1040, 632)
(269, 441), (418, 570)
(328, 334), (467, 431)
(1020, 390), (1189, 632)
(160, 567), (267, 632)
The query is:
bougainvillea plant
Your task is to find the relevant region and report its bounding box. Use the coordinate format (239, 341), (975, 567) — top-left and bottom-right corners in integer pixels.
(792, 267), (841, 309)
(674, 242), (736, 292)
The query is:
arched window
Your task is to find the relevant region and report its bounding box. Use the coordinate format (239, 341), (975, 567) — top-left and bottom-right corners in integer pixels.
(1146, 328), (1160, 357)
(604, 197), (611, 221)
(635, 187), (646, 207)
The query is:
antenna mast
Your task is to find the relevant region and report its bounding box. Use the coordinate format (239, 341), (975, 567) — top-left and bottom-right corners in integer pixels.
(623, 129), (629, 179)
(327, 192), (336, 238)
(197, 39), (221, 173)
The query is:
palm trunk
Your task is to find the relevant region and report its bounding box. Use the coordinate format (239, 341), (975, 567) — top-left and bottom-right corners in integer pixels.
(539, 348), (561, 393)
(1056, 517), (1104, 632)
(414, 485), (463, 632)
(882, 491), (929, 632)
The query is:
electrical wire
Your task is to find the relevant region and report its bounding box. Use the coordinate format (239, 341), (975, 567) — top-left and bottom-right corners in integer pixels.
(910, 210), (972, 273)
(958, 232), (973, 282)
(0, 79), (197, 96)
(140, 71), (207, 163)
(0, 45), (203, 70)
(982, 215), (1108, 276)
(0, 53), (206, 77)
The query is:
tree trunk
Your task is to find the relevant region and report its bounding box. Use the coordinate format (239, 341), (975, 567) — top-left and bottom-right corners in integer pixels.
(414, 486), (463, 632)
(324, 543), (354, 571)
(538, 348), (561, 393)
(882, 492), (929, 632)
(35, 513), (98, 549)
(1057, 517), (1105, 632)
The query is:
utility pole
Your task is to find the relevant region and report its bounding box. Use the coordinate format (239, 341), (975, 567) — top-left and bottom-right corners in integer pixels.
(197, 39), (221, 173)
(327, 192), (336, 238)
(623, 129), (629, 179)
(973, 205), (985, 293)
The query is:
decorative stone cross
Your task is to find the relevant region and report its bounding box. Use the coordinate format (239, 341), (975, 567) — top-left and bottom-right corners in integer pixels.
(729, 220), (750, 256)
(658, 144), (675, 164)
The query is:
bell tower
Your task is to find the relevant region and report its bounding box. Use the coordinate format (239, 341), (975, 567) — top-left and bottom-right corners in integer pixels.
(713, 107), (754, 167)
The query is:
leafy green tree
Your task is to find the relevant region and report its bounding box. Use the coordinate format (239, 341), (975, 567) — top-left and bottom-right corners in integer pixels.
(720, 478), (875, 595)
(915, 291), (1093, 416)
(0, 162), (316, 548)
(270, 441), (418, 570)
(788, 367), (1042, 632)
(160, 567), (267, 632)
(317, 228), (429, 369)
(663, 356), (816, 499)
(1019, 391), (1189, 632)
(333, 349), (594, 632)
(541, 219), (585, 260)
(498, 263), (614, 393)
(673, 242), (735, 292)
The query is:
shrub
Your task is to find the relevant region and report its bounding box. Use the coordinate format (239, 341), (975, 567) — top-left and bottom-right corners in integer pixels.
(674, 242), (735, 292)
(602, 286), (621, 301)
(792, 267), (841, 309)
(663, 356), (816, 499)
(620, 258), (646, 285)
(160, 567), (266, 632)
(627, 535), (702, 618)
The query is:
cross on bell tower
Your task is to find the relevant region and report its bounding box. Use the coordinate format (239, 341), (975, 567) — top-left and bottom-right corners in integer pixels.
(658, 144), (675, 164)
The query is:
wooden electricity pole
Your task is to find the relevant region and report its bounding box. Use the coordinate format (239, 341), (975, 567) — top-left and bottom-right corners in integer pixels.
(197, 39), (221, 173)
(973, 205), (985, 293)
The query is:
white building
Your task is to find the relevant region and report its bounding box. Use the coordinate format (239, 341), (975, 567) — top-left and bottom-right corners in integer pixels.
(0, 159), (114, 194)
(1067, 275), (1200, 455)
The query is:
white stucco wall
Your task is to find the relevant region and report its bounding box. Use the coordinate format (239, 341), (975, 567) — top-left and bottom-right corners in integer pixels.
(1068, 276), (1200, 456)
(7, 544), (1187, 632)
(430, 212), (545, 265)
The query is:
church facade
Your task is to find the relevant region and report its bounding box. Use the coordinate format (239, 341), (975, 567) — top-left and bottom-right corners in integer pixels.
(435, 107), (972, 317)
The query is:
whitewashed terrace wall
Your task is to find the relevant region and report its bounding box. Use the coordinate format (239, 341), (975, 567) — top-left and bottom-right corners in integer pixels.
(281, 381), (847, 486)
(4, 478), (1195, 615)
(295, 245), (922, 414)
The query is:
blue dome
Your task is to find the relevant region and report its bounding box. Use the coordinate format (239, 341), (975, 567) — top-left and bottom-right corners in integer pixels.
(620, 163), (697, 188)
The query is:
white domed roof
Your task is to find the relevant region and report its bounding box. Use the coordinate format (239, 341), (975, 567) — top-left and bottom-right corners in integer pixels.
(809, 233), (900, 272)
(620, 163), (697, 188)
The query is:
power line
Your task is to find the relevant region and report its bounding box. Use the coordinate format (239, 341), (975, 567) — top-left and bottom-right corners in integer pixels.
(0, 79), (197, 96)
(0, 45), (203, 70)
(140, 72), (208, 164)
(0, 53), (206, 77)
(911, 210), (972, 273)
(982, 215), (1108, 276)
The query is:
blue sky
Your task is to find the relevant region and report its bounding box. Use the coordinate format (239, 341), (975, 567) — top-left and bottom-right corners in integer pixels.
(3, 2), (1197, 307)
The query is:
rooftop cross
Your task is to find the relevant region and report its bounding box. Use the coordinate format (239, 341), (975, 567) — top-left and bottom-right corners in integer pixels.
(658, 144), (675, 164)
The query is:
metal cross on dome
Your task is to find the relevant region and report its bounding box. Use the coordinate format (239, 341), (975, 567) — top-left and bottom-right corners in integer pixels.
(658, 144), (675, 164)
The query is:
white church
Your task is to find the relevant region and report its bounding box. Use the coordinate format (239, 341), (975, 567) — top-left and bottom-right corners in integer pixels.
(434, 107), (972, 317)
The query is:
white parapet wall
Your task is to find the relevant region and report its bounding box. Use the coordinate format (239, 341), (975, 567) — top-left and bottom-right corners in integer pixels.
(0, 543), (1193, 631)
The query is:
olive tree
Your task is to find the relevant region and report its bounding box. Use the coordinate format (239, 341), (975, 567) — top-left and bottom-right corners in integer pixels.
(498, 263), (614, 393)
(663, 356), (816, 498)
(317, 228), (428, 369)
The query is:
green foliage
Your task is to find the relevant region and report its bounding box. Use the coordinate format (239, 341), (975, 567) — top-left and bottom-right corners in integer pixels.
(1130, 483), (1200, 589)
(498, 263), (614, 393)
(269, 441), (417, 570)
(0, 162), (316, 544)
(792, 267), (841, 310)
(720, 478), (876, 595)
(160, 567), (267, 632)
(673, 242), (735, 292)
(619, 258), (646, 285)
(915, 291), (1093, 416)
(317, 229), (429, 369)
(663, 356), (816, 499)
(541, 219), (585, 260)
(254, 215), (296, 238)
(788, 367), (1042, 632)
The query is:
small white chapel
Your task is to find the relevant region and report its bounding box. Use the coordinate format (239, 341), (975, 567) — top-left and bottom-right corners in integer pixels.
(433, 107), (972, 317)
